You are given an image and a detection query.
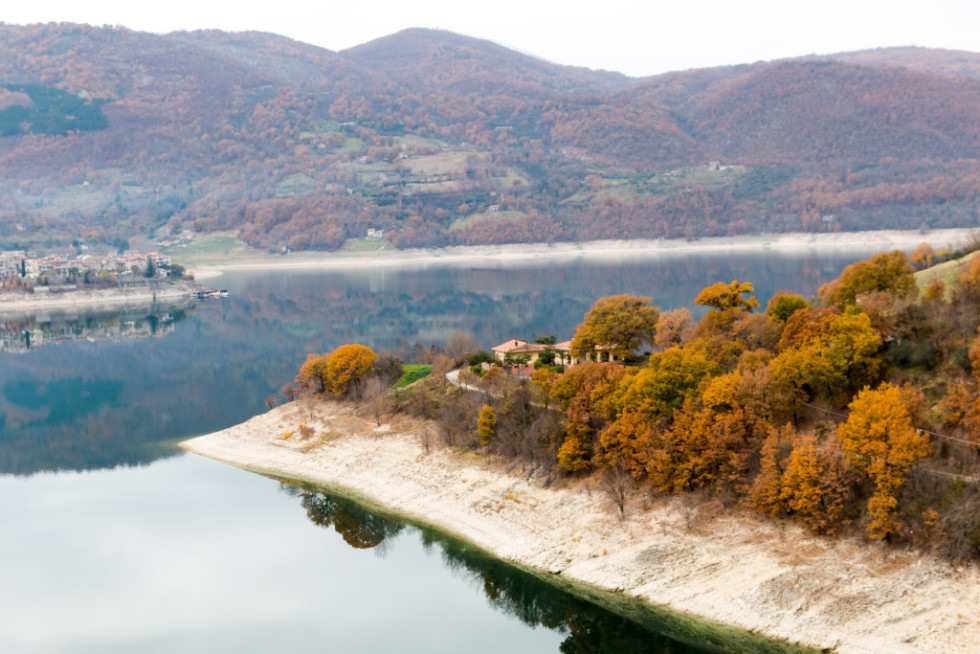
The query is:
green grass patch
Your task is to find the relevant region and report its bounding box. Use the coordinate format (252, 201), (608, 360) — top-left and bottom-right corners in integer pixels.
(394, 134), (447, 150)
(341, 238), (387, 251)
(402, 151), (471, 177)
(277, 174), (317, 195)
(397, 364), (432, 387)
(316, 120), (341, 134)
(339, 137), (366, 153)
(166, 233), (244, 259)
(450, 210), (527, 232)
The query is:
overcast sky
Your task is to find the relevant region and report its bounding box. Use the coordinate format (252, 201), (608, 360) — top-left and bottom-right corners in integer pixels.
(3, 1), (979, 77)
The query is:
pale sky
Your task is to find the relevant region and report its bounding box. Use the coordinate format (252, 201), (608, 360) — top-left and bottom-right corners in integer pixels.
(3, 1), (979, 77)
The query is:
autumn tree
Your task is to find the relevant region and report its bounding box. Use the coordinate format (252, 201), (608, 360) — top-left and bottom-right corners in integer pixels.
(694, 280), (760, 313)
(838, 383), (930, 539)
(910, 242), (936, 269)
(769, 310), (882, 406)
(766, 291), (808, 322)
(751, 424), (796, 516)
(325, 344), (378, 398)
(296, 353), (331, 393)
(570, 294), (659, 361)
(477, 404), (497, 452)
(615, 346), (720, 422)
(552, 362), (633, 473)
(818, 251), (916, 310)
(653, 308), (695, 350)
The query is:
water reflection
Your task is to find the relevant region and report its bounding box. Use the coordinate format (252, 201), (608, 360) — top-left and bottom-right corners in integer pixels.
(285, 482), (814, 654)
(0, 300), (194, 354)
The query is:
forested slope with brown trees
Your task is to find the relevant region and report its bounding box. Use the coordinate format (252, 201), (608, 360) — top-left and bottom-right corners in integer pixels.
(0, 23), (978, 252)
(306, 245), (980, 559)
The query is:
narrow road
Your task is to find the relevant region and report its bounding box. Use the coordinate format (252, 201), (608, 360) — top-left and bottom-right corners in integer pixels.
(445, 368), (483, 392)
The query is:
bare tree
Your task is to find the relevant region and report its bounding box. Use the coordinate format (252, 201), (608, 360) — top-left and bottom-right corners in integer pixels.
(303, 391), (317, 422)
(417, 423), (436, 454)
(445, 330), (480, 363)
(436, 389), (482, 448)
(599, 465), (635, 520)
(280, 383), (300, 402)
(676, 493), (702, 532)
(362, 375), (389, 427)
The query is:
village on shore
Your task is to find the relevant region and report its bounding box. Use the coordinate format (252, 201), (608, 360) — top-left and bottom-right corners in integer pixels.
(0, 247), (181, 289)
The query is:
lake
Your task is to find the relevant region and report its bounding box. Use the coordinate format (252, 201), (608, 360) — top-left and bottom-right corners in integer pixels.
(0, 247), (883, 652)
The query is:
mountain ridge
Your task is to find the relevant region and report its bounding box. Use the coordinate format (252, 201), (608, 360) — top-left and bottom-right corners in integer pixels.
(0, 23), (977, 252)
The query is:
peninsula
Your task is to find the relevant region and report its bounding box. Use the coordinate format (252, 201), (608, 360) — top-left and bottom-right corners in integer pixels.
(182, 400), (979, 654)
(183, 242), (980, 653)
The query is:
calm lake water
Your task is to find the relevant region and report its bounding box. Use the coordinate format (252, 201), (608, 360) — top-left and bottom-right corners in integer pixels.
(0, 247), (883, 652)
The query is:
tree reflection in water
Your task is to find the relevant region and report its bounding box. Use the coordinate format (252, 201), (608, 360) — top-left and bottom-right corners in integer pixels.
(283, 482), (814, 654)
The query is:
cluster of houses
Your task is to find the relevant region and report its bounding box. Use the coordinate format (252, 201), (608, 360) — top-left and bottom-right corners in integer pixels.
(0, 249), (174, 283)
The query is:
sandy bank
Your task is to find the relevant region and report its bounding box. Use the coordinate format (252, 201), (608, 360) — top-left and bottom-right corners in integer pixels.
(0, 284), (195, 316)
(182, 401), (980, 654)
(185, 229), (975, 280)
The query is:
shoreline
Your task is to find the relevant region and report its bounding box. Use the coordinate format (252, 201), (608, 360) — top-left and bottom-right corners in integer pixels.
(181, 401), (980, 654)
(0, 283), (196, 316)
(183, 228), (976, 280)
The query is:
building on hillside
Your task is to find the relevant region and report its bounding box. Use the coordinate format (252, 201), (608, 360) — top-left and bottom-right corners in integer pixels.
(492, 339), (544, 365)
(553, 339), (584, 366)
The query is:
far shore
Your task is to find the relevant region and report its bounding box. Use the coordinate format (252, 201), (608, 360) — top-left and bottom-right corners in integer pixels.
(182, 400), (980, 654)
(0, 283), (196, 316)
(183, 228), (976, 280)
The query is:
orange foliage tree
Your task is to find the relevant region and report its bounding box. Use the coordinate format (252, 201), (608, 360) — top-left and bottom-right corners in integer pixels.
(296, 353), (331, 393)
(326, 344), (378, 398)
(296, 345), (378, 398)
(838, 383), (930, 539)
(551, 362), (633, 472)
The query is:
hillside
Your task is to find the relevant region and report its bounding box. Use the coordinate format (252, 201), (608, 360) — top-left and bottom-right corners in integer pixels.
(0, 23), (978, 252)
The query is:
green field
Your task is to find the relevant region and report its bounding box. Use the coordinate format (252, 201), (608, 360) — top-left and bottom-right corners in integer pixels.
(341, 238), (387, 251)
(165, 233), (245, 260)
(397, 364), (433, 387)
(915, 249), (979, 294)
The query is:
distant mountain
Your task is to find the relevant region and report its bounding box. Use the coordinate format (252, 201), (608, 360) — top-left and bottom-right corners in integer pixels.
(817, 46), (980, 81)
(0, 23), (977, 252)
(344, 28), (631, 96)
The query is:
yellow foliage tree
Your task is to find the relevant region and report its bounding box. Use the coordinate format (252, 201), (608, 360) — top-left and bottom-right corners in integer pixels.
(477, 404), (497, 450)
(818, 250), (915, 310)
(326, 344), (378, 397)
(839, 383), (930, 539)
(569, 294), (659, 361)
(694, 279), (760, 312)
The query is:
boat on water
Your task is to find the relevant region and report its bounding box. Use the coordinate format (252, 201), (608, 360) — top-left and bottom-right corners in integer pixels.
(193, 288), (229, 299)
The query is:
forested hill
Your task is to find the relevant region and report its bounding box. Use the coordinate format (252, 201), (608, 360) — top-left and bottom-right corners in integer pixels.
(0, 24), (979, 252)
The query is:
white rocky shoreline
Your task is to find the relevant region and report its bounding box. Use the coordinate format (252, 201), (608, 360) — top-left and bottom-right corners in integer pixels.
(181, 400), (980, 654)
(0, 282), (197, 315)
(185, 228), (975, 280)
